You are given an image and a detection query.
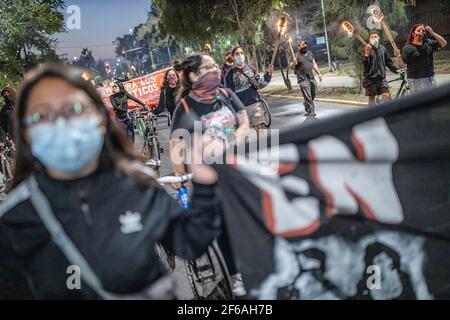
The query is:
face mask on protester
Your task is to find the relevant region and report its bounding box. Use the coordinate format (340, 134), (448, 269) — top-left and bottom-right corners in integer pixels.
(167, 75), (178, 85)
(226, 57), (234, 65)
(299, 47), (308, 54)
(370, 38), (379, 48)
(29, 116), (104, 174)
(414, 32), (425, 41)
(190, 69), (221, 100)
(235, 55), (245, 65)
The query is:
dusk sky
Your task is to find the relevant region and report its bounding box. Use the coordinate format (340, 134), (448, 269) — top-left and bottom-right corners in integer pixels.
(54, 0), (151, 60)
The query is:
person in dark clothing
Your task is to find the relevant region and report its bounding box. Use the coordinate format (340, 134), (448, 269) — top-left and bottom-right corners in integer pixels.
(221, 52), (234, 86)
(109, 81), (146, 142)
(152, 68), (179, 119)
(170, 54), (251, 297)
(398, 24), (447, 93)
(224, 46), (273, 128)
(361, 32), (399, 105)
(1, 87), (16, 140)
(0, 64), (221, 299)
(289, 41), (323, 116)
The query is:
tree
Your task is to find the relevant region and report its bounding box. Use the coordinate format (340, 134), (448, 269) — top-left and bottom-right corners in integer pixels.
(0, 0), (65, 89)
(153, 0), (304, 70)
(73, 48), (96, 71)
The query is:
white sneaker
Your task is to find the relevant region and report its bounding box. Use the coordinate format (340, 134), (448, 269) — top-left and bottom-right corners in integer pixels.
(231, 273), (247, 297)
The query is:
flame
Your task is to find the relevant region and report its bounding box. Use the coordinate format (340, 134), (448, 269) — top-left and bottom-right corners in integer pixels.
(342, 22), (351, 33)
(81, 72), (90, 81)
(278, 17), (287, 35)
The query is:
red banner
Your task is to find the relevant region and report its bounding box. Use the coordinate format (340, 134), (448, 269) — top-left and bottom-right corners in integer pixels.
(99, 67), (170, 111)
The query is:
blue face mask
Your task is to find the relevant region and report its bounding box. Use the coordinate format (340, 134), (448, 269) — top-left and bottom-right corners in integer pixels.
(370, 38), (379, 48)
(29, 116), (104, 174)
(235, 55), (245, 65)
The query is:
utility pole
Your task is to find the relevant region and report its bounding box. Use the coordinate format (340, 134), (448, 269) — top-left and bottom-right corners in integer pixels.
(321, 0), (333, 72)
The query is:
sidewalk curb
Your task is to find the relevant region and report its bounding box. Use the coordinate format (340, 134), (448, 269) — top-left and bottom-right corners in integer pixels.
(269, 94), (368, 107)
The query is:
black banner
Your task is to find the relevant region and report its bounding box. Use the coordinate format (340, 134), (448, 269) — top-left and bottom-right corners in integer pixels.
(216, 85), (450, 300)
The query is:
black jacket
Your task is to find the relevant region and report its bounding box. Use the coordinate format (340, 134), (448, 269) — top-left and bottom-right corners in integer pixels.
(152, 86), (178, 118)
(362, 44), (398, 82)
(0, 166), (220, 299)
(0, 104), (14, 139)
(110, 92), (146, 118)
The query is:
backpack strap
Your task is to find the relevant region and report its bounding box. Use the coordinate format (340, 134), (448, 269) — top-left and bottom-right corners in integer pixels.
(218, 88), (230, 98)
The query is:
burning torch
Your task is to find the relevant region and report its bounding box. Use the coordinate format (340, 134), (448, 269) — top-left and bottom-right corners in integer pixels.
(368, 5), (399, 52)
(270, 17), (287, 67)
(286, 35), (297, 65)
(342, 21), (368, 47)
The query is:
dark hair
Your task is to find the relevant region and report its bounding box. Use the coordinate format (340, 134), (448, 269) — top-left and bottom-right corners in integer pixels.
(176, 54), (204, 102)
(369, 31), (381, 38)
(112, 81), (125, 93)
(160, 68), (178, 91)
(407, 24), (425, 44)
(232, 47), (244, 56)
(173, 60), (182, 72)
(1, 86), (16, 100)
(14, 63), (159, 188)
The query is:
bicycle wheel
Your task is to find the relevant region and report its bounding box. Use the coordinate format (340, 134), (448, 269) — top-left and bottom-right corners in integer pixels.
(151, 136), (161, 162)
(259, 98), (272, 128)
(185, 241), (234, 300)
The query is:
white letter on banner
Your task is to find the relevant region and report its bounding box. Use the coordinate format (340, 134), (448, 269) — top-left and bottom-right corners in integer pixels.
(238, 144), (320, 236)
(308, 117), (403, 223)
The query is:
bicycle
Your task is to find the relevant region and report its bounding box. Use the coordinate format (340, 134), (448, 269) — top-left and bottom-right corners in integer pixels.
(0, 140), (14, 185)
(132, 109), (163, 173)
(375, 69), (410, 104)
(156, 174), (234, 300)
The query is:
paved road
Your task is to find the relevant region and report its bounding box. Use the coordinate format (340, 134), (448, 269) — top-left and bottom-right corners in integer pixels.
(135, 96), (365, 177)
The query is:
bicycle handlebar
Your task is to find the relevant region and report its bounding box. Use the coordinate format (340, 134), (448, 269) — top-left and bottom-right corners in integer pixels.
(158, 173), (193, 184)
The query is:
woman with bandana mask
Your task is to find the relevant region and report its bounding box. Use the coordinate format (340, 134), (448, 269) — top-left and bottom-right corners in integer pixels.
(152, 68), (179, 119)
(361, 32), (399, 105)
(170, 54), (251, 297)
(399, 24), (447, 93)
(0, 64), (222, 299)
(0, 87), (16, 140)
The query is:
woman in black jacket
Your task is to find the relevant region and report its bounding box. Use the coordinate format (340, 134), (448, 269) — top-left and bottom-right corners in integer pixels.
(109, 81), (146, 142)
(0, 64), (221, 299)
(152, 68), (179, 119)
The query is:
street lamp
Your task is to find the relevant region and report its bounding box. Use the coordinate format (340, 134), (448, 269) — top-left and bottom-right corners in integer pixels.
(320, 0), (333, 72)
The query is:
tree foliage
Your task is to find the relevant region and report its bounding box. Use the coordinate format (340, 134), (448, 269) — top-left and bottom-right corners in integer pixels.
(0, 0), (65, 88)
(153, 0), (304, 68)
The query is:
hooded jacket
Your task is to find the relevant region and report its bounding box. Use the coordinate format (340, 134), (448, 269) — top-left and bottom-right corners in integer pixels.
(0, 165), (220, 299)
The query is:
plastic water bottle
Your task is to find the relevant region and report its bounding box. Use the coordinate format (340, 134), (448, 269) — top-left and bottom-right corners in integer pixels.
(177, 187), (191, 209)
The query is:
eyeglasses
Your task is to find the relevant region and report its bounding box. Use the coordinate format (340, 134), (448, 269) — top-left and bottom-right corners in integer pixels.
(23, 101), (98, 127)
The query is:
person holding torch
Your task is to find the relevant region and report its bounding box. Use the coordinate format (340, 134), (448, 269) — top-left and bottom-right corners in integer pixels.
(361, 32), (400, 105)
(398, 24), (447, 93)
(289, 41), (323, 117)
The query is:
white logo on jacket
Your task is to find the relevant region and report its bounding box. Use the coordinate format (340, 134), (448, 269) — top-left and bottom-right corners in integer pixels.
(119, 211), (143, 234)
